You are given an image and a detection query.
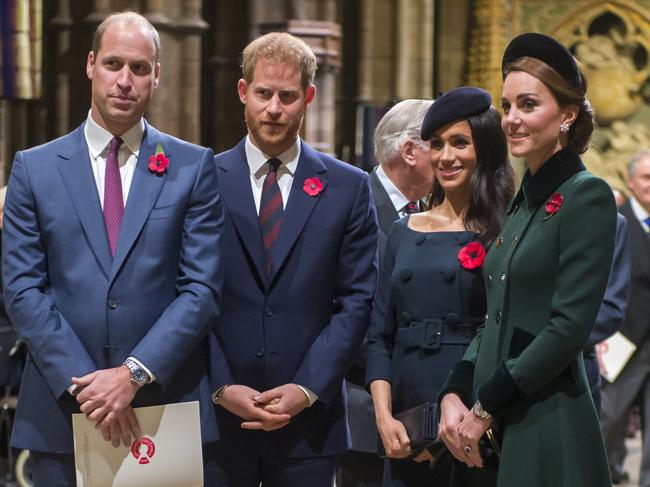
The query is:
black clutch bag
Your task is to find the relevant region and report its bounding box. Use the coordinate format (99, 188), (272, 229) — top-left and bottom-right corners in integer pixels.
(378, 402), (438, 458)
(395, 401), (438, 452)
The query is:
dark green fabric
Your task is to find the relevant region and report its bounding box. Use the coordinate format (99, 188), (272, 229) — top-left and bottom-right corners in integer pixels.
(457, 148), (616, 487)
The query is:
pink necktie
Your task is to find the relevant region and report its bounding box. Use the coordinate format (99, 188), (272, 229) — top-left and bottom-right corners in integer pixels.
(103, 136), (124, 257)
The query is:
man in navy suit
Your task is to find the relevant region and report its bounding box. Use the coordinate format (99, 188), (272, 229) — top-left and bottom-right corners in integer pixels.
(210, 32), (378, 486)
(2, 12), (223, 486)
(602, 151), (650, 487)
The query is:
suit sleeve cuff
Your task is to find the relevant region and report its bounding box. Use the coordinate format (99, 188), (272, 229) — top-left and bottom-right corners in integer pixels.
(297, 385), (319, 407)
(476, 361), (527, 417)
(128, 356), (156, 383)
(438, 359), (475, 407)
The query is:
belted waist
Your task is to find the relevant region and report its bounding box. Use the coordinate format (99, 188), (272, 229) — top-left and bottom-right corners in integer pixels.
(395, 319), (477, 350)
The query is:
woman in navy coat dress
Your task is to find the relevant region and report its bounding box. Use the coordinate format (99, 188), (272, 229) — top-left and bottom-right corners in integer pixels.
(366, 87), (515, 487)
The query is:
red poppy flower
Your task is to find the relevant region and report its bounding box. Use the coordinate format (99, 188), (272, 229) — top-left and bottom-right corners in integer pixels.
(148, 153), (169, 174)
(303, 177), (323, 196)
(148, 146), (169, 175)
(544, 193), (563, 219)
(457, 241), (486, 270)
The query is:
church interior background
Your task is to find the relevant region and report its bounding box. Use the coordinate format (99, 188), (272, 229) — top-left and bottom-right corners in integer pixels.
(2, 0), (650, 197)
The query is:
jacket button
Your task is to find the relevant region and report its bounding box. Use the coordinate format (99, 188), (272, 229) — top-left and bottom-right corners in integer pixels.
(488, 275), (493, 287)
(264, 307), (273, 317)
(512, 234), (519, 247)
(256, 348), (265, 358)
(500, 273), (506, 284)
(496, 311), (502, 324)
(107, 300), (117, 309)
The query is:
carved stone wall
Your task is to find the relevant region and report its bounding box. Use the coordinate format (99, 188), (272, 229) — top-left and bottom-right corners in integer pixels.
(466, 0), (650, 194)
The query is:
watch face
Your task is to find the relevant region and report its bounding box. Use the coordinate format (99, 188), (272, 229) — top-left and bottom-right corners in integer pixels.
(132, 369), (149, 384)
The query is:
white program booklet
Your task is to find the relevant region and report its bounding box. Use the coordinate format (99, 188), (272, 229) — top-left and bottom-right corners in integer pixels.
(598, 331), (637, 383)
(73, 401), (203, 487)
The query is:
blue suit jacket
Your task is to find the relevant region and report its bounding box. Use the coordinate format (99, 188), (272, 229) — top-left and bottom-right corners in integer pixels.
(3, 122), (224, 453)
(211, 139), (378, 458)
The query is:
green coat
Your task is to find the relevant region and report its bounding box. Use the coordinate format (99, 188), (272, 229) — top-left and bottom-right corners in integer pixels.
(445, 148), (616, 487)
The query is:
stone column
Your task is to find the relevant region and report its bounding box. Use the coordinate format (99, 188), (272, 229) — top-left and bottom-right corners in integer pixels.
(253, 0), (341, 154)
(144, 0), (208, 143)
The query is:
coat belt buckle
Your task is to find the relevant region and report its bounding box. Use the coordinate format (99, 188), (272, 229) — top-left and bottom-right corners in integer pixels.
(421, 320), (442, 350)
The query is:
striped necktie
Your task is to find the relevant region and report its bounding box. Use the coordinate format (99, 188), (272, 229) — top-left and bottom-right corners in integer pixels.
(103, 136), (124, 257)
(259, 158), (283, 275)
(404, 201), (419, 214)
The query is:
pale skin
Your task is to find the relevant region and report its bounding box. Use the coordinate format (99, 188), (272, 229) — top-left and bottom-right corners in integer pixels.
(372, 119), (478, 464)
(382, 137), (434, 203)
(217, 58), (315, 430)
(72, 15), (161, 447)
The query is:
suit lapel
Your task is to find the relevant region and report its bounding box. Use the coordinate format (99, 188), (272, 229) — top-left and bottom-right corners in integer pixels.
(57, 124), (112, 278)
(369, 168), (399, 236)
(110, 122), (166, 279)
(216, 140), (267, 284)
(621, 201), (650, 273)
(269, 141), (327, 281)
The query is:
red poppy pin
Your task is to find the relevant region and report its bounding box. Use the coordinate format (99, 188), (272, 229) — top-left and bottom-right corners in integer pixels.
(148, 143), (169, 175)
(544, 193), (563, 220)
(457, 241), (486, 270)
(303, 177), (323, 196)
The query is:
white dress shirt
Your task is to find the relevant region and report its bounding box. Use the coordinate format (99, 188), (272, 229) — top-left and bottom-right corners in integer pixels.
(84, 111), (143, 207)
(375, 164), (425, 216)
(244, 135), (300, 212)
(630, 196), (650, 233)
(243, 136), (318, 407)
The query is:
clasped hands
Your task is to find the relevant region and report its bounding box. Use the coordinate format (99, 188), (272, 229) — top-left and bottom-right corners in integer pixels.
(72, 365), (141, 448)
(218, 383), (309, 431)
(438, 393), (492, 468)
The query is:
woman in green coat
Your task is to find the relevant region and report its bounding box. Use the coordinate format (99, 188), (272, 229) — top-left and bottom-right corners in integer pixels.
(438, 33), (617, 486)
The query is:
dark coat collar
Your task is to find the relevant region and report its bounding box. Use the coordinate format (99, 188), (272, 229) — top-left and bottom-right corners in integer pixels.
(507, 146), (585, 213)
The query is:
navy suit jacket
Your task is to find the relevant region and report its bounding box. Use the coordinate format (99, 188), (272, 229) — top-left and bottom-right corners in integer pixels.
(619, 199), (650, 345)
(211, 139), (378, 458)
(3, 122), (224, 453)
(369, 168), (399, 266)
(585, 213), (630, 349)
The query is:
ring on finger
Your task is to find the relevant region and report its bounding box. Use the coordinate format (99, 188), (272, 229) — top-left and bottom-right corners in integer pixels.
(464, 445), (472, 454)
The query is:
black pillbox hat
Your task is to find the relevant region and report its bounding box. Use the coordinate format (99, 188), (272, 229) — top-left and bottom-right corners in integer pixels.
(420, 87), (492, 141)
(501, 32), (582, 89)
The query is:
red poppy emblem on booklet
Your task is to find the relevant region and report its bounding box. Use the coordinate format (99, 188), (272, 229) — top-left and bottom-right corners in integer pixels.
(148, 143), (169, 175)
(458, 241), (486, 270)
(131, 437), (156, 465)
(303, 177), (323, 196)
(544, 193), (563, 219)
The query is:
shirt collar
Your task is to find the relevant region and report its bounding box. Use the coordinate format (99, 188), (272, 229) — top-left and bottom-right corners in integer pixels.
(508, 146), (585, 213)
(84, 110), (145, 159)
(630, 196), (650, 226)
(375, 164), (409, 212)
(245, 135), (301, 179)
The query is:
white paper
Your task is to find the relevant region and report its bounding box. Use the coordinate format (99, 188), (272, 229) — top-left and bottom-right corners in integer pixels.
(73, 401), (203, 487)
(597, 332), (637, 383)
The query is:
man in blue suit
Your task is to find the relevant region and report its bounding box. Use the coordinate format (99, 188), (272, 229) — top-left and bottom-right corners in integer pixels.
(210, 32), (378, 486)
(2, 12), (223, 486)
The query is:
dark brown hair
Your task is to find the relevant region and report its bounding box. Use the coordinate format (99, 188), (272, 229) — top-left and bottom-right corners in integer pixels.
(428, 107), (515, 243)
(503, 56), (594, 154)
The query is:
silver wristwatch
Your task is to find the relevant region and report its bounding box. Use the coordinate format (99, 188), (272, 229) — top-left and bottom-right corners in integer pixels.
(124, 358), (150, 387)
(471, 400), (492, 420)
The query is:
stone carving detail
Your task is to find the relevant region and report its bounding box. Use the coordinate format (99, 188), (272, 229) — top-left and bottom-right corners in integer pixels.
(466, 0), (650, 194)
